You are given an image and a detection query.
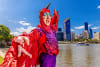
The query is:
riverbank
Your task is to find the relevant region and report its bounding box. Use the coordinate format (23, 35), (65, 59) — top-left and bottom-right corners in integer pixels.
(58, 41), (100, 44)
(58, 41), (74, 44)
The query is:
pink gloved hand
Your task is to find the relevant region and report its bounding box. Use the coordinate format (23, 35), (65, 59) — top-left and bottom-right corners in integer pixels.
(14, 36), (29, 45)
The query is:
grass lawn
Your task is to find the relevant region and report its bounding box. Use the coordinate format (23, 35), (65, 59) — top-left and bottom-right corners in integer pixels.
(0, 56), (3, 64)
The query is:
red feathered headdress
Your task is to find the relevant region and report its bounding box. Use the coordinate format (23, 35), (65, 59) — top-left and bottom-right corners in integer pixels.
(38, 6), (51, 32)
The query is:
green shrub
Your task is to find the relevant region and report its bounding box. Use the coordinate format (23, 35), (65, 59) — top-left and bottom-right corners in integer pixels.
(0, 56), (3, 64)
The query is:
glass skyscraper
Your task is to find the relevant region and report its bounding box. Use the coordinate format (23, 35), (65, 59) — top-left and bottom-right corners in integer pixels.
(89, 29), (93, 39)
(56, 28), (64, 41)
(84, 22), (88, 30)
(64, 18), (71, 41)
(58, 28), (62, 31)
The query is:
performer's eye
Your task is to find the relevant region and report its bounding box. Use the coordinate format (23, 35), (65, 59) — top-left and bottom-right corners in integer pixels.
(43, 13), (47, 16)
(46, 13), (50, 16)
(43, 13), (50, 16)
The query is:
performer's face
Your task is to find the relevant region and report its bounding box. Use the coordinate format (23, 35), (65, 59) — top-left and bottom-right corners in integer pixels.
(43, 12), (51, 26)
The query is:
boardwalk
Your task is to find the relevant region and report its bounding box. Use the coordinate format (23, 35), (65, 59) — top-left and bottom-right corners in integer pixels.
(0, 48), (8, 58)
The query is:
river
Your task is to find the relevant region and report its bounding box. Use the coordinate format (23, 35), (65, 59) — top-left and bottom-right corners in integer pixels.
(56, 44), (100, 67)
(0, 44), (100, 67)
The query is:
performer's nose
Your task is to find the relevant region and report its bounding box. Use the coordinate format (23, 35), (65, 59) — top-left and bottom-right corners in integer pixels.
(47, 15), (49, 19)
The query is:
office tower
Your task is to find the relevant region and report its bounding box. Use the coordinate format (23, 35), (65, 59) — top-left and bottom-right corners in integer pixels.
(93, 32), (100, 40)
(89, 29), (93, 39)
(56, 28), (64, 41)
(79, 34), (83, 39)
(71, 32), (75, 41)
(75, 35), (79, 39)
(84, 22), (88, 30)
(82, 30), (89, 39)
(58, 28), (62, 31)
(63, 18), (71, 41)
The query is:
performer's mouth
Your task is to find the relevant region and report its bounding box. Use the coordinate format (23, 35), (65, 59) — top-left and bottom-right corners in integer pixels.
(46, 20), (50, 24)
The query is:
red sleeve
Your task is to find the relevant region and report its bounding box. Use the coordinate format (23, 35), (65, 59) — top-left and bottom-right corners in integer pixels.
(10, 29), (45, 67)
(25, 29), (45, 67)
(50, 10), (59, 33)
(29, 29), (40, 43)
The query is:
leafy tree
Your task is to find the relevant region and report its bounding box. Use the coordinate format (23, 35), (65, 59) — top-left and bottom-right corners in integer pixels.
(0, 25), (14, 46)
(0, 24), (10, 40)
(6, 34), (14, 41)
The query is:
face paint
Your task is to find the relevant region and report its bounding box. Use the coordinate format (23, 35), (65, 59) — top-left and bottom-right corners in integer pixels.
(39, 8), (51, 32)
(43, 13), (51, 16)
(43, 13), (51, 26)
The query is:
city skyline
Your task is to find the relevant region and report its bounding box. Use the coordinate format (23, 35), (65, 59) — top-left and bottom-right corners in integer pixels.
(0, 0), (100, 35)
(58, 20), (92, 40)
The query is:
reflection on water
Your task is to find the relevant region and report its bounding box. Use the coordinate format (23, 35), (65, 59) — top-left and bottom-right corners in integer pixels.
(57, 44), (100, 67)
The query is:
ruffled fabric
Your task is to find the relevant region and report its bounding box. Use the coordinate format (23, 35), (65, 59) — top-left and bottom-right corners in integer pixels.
(25, 29), (46, 67)
(40, 29), (59, 55)
(0, 38), (28, 67)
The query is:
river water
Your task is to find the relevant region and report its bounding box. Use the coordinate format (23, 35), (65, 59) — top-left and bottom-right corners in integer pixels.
(56, 44), (100, 67)
(1, 44), (100, 67)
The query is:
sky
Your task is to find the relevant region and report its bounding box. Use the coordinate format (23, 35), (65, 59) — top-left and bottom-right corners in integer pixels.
(0, 0), (100, 35)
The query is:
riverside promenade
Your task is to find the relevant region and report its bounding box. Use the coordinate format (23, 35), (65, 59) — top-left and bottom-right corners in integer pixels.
(0, 48), (8, 58)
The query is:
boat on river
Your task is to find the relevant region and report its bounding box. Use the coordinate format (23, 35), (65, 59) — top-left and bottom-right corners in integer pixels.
(77, 42), (89, 46)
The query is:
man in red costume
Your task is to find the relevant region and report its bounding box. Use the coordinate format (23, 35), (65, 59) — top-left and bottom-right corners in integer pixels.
(25, 5), (59, 67)
(0, 4), (59, 67)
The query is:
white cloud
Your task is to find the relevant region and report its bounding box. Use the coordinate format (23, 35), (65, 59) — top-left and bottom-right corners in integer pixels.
(16, 26), (36, 33)
(18, 21), (30, 26)
(92, 27), (100, 30)
(25, 26), (36, 33)
(97, 5), (100, 8)
(10, 32), (20, 36)
(16, 27), (26, 32)
(74, 24), (92, 29)
(75, 25), (84, 29)
(11, 26), (36, 36)
(88, 24), (92, 27)
(71, 29), (75, 31)
(23, 18), (26, 19)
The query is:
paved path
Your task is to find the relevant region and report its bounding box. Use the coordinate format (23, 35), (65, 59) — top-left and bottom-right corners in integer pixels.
(0, 48), (9, 58)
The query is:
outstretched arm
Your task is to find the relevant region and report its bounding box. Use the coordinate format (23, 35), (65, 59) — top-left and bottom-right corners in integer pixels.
(14, 36), (32, 58)
(14, 29), (40, 58)
(51, 9), (59, 32)
(18, 45), (32, 58)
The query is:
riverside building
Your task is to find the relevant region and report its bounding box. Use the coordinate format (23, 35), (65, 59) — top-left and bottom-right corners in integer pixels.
(82, 30), (89, 39)
(63, 18), (71, 41)
(93, 32), (100, 40)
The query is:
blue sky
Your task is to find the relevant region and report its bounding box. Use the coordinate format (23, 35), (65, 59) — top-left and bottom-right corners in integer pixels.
(0, 0), (100, 35)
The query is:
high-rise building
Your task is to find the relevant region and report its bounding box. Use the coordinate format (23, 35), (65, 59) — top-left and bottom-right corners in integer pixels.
(75, 35), (79, 39)
(82, 30), (89, 39)
(79, 34), (83, 39)
(63, 17), (71, 41)
(93, 32), (100, 40)
(84, 22), (88, 31)
(58, 28), (62, 31)
(89, 29), (93, 39)
(56, 28), (64, 41)
(71, 32), (75, 41)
